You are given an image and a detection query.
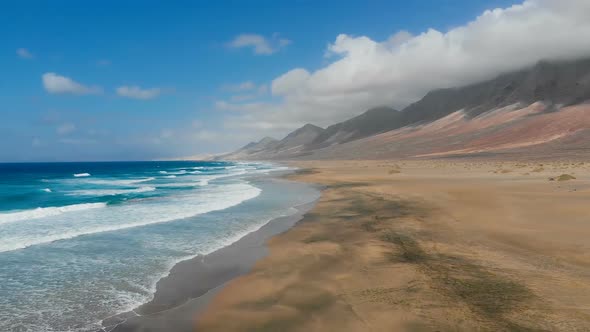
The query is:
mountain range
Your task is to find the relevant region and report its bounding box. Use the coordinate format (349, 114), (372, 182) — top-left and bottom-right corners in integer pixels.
(219, 57), (590, 161)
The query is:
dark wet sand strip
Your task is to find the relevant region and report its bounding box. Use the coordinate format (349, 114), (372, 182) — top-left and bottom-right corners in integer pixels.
(102, 199), (319, 332)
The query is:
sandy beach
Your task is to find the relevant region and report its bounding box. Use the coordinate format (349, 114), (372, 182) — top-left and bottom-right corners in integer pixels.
(194, 160), (590, 331)
(6, 2), (590, 332)
(102, 181), (320, 331)
(100, 175), (321, 332)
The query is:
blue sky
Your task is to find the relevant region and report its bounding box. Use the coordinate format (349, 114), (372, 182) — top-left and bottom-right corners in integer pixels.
(4, 0), (586, 161)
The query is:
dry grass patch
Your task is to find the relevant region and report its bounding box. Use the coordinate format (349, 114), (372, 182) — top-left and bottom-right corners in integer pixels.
(360, 217), (380, 232)
(327, 182), (369, 189)
(381, 231), (428, 263)
(302, 234), (331, 243)
(292, 168), (319, 176)
(557, 174), (576, 181)
(357, 194), (538, 330)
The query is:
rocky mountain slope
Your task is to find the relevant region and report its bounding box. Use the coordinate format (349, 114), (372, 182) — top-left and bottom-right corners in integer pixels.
(220, 124), (324, 160)
(273, 124), (324, 153)
(222, 57), (590, 160)
(220, 137), (279, 160)
(309, 106), (400, 149)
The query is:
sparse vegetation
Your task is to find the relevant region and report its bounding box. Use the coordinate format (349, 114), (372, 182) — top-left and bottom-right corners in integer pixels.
(381, 231), (428, 263)
(320, 180), (539, 330)
(428, 255), (534, 318)
(302, 234), (331, 243)
(360, 217), (379, 232)
(327, 182), (369, 189)
(369, 196), (534, 328)
(293, 168), (318, 176)
(557, 174), (576, 181)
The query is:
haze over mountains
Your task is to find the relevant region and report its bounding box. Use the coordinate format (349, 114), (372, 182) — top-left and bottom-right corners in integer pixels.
(220, 57), (590, 161)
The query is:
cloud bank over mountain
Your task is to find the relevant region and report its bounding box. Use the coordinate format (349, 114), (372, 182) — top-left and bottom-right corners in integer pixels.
(220, 0), (590, 137)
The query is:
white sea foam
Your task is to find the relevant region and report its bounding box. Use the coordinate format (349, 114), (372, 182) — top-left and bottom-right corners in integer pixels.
(200, 206), (299, 256)
(73, 173), (91, 177)
(67, 186), (156, 196)
(155, 181), (206, 188)
(154, 172), (236, 188)
(80, 202), (295, 332)
(41, 188), (52, 193)
(0, 163), (314, 332)
(158, 171), (168, 174)
(0, 183), (261, 253)
(0, 203), (107, 225)
(84, 177), (155, 186)
(164, 175), (176, 178)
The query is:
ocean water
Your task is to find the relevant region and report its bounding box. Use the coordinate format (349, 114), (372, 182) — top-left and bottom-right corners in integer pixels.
(0, 161), (320, 332)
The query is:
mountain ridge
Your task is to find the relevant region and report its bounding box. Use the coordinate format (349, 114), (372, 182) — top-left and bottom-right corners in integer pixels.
(221, 57), (590, 161)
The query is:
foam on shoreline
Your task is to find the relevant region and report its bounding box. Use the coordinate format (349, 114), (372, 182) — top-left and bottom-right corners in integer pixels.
(102, 188), (320, 332)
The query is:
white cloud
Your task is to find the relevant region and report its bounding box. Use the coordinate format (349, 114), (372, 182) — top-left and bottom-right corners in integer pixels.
(230, 94), (257, 102)
(223, 81), (256, 92)
(385, 30), (414, 47)
(17, 48), (34, 59)
(278, 38), (292, 47)
(192, 120), (203, 128)
(192, 130), (220, 141)
(272, 69), (311, 96)
(116, 85), (161, 100)
(223, 0), (590, 136)
(188, 128), (267, 147)
(56, 123), (76, 135)
(227, 33), (291, 55)
(42, 73), (102, 95)
(215, 100), (272, 113)
(221, 81), (268, 103)
(257, 84), (268, 95)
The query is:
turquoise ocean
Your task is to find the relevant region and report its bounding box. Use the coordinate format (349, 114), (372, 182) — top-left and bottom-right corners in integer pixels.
(0, 161), (319, 332)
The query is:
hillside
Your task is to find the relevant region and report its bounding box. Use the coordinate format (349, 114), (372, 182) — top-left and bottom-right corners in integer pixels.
(223, 57), (590, 160)
(220, 124), (324, 160)
(309, 106), (400, 148)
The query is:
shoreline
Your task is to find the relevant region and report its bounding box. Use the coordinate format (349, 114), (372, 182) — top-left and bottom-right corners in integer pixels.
(100, 159), (590, 331)
(102, 173), (321, 332)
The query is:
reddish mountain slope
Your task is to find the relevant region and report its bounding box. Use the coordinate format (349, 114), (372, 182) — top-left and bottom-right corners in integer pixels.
(303, 103), (590, 160)
(224, 58), (590, 161)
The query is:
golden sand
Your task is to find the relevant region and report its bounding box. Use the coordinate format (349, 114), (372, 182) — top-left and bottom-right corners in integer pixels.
(197, 160), (590, 331)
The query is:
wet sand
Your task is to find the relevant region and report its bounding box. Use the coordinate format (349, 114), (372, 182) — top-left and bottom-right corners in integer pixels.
(196, 160), (590, 331)
(102, 182), (320, 332)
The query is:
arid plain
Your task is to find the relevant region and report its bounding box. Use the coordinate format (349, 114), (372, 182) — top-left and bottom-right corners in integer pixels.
(197, 160), (590, 331)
